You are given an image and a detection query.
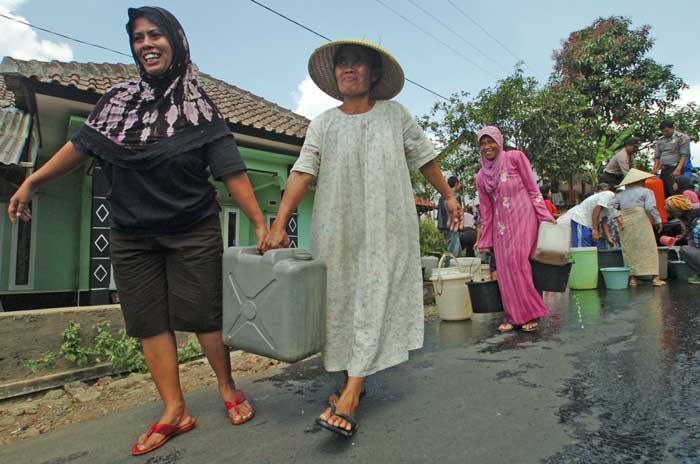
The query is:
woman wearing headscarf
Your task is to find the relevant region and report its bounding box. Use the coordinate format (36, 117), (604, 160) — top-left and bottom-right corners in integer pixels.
(8, 7), (263, 455)
(673, 176), (700, 209)
(476, 127), (554, 333)
(262, 40), (462, 437)
(608, 169), (665, 287)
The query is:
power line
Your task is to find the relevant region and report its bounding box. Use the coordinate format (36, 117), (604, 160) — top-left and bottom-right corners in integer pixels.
(0, 13), (132, 58)
(406, 0), (509, 72)
(446, 0), (525, 66)
(250, 0), (449, 101)
(374, 0), (498, 80)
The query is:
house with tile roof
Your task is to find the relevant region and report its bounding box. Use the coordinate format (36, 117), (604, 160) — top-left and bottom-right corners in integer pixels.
(0, 57), (313, 310)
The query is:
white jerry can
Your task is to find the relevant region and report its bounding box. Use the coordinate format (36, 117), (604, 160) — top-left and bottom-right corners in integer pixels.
(222, 247), (326, 363)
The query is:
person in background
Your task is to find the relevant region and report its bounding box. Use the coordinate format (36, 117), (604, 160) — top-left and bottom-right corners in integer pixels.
(460, 204), (477, 257)
(600, 136), (640, 186)
(673, 176), (700, 209)
(438, 176), (463, 258)
(540, 185), (559, 218)
(551, 183), (565, 209)
(609, 169), (665, 287)
(655, 120), (690, 198)
(666, 196), (700, 284)
(558, 188), (615, 247)
(475, 126), (554, 333)
(666, 195), (700, 245)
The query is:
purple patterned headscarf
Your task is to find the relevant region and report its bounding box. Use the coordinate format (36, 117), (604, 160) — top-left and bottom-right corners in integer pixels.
(73, 7), (229, 169)
(476, 126), (507, 194)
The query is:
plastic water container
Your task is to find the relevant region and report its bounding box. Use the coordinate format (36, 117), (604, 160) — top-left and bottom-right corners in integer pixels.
(467, 280), (503, 313)
(455, 257), (481, 279)
(530, 260), (571, 293)
(598, 249), (624, 287)
(600, 267), (630, 289)
(532, 222), (571, 265)
(657, 247), (671, 280)
(430, 254), (473, 321)
(222, 247), (326, 363)
(569, 247), (599, 290)
(421, 256), (439, 281)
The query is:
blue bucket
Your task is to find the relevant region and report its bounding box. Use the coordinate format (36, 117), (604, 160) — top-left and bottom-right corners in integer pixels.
(600, 267), (630, 290)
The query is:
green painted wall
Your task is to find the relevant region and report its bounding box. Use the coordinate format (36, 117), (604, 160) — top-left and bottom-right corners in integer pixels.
(0, 116), (315, 297)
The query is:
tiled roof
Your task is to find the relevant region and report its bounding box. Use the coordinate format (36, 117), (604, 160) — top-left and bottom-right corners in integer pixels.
(0, 75), (14, 108)
(0, 57), (309, 139)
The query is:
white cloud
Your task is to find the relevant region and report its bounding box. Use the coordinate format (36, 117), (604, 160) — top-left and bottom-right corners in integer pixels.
(293, 76), (339, 119)
(0, 0), (73, 62)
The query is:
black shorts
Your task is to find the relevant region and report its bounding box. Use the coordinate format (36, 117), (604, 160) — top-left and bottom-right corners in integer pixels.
(110, 215), (224, 339)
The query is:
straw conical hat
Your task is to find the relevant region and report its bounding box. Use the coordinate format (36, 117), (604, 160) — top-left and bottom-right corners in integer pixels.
(618, 168), (654, 187)
(307, 39), (405, 101)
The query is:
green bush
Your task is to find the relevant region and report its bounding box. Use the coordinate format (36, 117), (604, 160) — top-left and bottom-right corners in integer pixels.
(419, 219), (446, 256)
(60, 321), (91, 368)
(93, 322), (147, 374)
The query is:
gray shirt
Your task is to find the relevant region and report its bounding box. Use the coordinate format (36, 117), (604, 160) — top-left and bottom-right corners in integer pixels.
(655, 131), (690, 167)
(604, 148), (631, 176)
(609, 187), (662, 224)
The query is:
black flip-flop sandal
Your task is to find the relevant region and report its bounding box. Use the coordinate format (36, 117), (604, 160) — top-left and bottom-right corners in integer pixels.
(315, 405), (358, 438)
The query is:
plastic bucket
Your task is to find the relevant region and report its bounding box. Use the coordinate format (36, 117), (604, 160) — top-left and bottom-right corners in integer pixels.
(598, 249), (624, 287)
(455, 257), (481, 279)
(430, 253), (473, 321)
(657, 247), (670, 280)
(569, 247), (599, 290)
(669, 260), (690, 281)
(467, 280), (503, 313)
(600, 267), (630, 290)
(530, 260), (571, 292)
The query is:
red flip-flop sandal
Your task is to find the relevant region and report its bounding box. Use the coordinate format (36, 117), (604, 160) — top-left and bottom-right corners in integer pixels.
(131, 418), (196, 456)
(224, 391), (255, 425)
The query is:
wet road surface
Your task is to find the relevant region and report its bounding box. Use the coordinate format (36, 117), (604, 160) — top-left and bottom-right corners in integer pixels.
(1, 282), (699, 463)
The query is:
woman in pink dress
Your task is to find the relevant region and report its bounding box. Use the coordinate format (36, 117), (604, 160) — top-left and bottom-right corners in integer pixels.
(476, 126), (554, 332)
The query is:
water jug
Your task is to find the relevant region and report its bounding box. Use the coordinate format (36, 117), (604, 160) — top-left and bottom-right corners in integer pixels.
(532, 222), (571, 265)
(222, 247), (326, 363)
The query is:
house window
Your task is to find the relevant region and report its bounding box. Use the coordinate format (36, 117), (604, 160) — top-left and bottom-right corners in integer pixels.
(9, 199), (36, 289)
(222, 207), (240, 248)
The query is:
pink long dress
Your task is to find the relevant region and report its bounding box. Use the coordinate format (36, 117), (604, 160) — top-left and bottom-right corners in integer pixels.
(477, 144), (553, 325)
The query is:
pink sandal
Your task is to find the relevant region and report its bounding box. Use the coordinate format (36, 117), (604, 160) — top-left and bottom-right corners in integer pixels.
(224, 391), (255, 425)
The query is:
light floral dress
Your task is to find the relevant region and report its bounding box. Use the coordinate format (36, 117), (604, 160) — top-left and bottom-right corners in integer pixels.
(292, 100), (435, 377)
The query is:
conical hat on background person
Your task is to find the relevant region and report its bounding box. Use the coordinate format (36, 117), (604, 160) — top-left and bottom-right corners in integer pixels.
(308, 39), (405, 101)
(618, 168), (655, 187)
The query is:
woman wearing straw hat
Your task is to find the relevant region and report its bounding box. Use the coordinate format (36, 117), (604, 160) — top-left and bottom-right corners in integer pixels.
(262, 40), (462, 437)
(609, 168), (666, 287)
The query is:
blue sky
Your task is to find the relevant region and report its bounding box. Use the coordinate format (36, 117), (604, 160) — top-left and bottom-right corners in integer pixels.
(2, 0), (699, 132)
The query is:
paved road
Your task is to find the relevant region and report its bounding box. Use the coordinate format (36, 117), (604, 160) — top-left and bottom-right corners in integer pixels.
(1, 283), (699, 463)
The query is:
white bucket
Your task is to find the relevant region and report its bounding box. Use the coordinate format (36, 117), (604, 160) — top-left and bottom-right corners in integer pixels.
(430, 253), (473, 321)
(455, 257), (481, 280)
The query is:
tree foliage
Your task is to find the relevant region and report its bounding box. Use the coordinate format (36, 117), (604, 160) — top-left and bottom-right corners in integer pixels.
(418, 15), (699, 199)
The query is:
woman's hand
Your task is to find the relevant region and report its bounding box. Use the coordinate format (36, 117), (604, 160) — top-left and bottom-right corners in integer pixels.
(592, 229), (601, 242)
(445, 197), (464, 232)
(616, 217), (624, 231)
(8, 179), (37, 224)
(261, 224), (290, 253)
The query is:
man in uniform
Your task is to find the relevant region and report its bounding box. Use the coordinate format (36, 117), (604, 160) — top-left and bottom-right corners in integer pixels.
(655, 120), (690, 197)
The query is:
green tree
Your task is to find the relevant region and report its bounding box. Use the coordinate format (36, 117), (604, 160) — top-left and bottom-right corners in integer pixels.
(552, 16), (686, 143)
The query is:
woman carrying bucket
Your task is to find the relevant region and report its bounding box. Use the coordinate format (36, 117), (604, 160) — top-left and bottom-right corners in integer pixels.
(609, 169), (665, 287)
(262, 40), (461, 437)
(476, 126), (555, 333)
